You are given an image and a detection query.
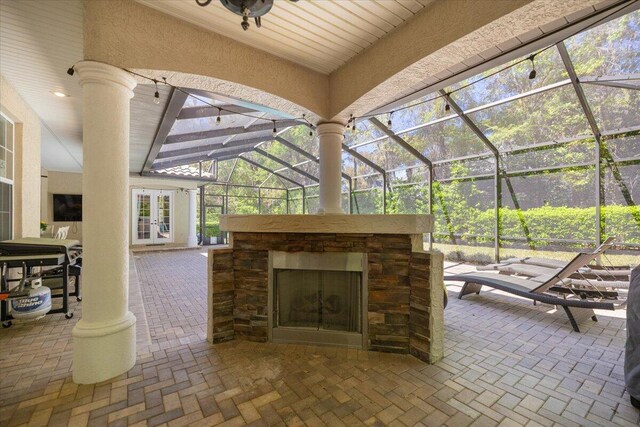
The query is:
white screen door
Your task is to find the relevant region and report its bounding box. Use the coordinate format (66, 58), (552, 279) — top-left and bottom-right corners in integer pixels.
(132, 189), (174, 244)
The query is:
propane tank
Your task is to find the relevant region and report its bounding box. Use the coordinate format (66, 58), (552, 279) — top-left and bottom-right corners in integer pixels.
(11, 277), (51, 320)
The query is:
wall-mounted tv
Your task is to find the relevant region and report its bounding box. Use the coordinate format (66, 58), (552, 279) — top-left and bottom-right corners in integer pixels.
(53, 194), (82, 222)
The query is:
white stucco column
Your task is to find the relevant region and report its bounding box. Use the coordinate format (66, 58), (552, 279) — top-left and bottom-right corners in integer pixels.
(316, 122), (345, 214)
(187, 189), (198, 247)
(72, 61), (137, 384)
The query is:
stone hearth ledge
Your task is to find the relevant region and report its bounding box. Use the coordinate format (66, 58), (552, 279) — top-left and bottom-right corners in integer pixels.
(220, 214), (433, 235)
(208, 214), (444, 364)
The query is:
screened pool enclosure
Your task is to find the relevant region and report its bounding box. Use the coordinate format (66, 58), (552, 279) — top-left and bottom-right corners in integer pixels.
(146, 9), (639, 261)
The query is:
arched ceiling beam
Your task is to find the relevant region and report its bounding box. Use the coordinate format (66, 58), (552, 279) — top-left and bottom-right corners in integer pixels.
(341, 1), (634, 121)
(84, 0), (327, 119)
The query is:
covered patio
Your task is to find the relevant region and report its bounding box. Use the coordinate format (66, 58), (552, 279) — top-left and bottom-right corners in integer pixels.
(1, 0), (639, 424)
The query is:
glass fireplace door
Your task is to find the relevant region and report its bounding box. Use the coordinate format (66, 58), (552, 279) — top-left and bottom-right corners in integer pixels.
(270, 251), (366, 349)
(274, 269), (362, 334)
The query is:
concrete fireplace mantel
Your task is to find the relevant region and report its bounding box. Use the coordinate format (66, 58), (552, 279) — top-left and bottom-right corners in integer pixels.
(220, 214), (433, 235)
(208, 213), (444, 364)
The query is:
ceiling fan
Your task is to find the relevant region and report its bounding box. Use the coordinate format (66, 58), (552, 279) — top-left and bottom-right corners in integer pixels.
(196, 0), (300, 31)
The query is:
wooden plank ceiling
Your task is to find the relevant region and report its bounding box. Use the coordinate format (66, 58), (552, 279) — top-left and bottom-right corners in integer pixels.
(135, 0), (435, 74)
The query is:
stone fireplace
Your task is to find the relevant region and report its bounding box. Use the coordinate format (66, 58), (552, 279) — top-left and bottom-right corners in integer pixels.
(207, 214), (444, 364)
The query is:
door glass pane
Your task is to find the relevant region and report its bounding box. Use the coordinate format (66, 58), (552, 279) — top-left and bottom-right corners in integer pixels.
(156, 194), (171, 239)
(0, 148), (6, 179)
(0, 116), (11, 151)
(0, 182), (11, 241)
(136, 194), (151, 240)
(0, 116), (12, 180)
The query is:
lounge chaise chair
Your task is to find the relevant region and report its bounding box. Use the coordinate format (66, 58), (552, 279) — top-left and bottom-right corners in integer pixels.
(476, 237), (630, 295)
(478, 238), (631, 285)
(445, 249), (626, 332)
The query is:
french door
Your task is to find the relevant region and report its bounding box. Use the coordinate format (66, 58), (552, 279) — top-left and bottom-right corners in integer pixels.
(131, 189), (174, 244)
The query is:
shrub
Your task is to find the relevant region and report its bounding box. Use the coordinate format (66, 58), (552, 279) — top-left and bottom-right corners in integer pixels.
(205, 223), (220, 237)
(437, 205), (640, 246)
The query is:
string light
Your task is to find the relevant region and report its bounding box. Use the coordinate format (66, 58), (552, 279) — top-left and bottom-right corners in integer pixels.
(528, 54), (537, 80)
(153, 79), (160, 105)
(272, 120), (277, 137)
(303, 114), (313, 137)
(444, 93), (451, 112)
(66, 64), (316, 134)
(387, 111), (393, 129)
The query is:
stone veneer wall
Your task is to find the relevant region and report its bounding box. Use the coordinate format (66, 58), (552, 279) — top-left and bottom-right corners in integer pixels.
(208, 232), (444, 363)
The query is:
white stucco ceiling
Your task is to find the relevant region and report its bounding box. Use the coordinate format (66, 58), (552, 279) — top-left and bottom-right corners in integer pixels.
(135, 0), (435, 75)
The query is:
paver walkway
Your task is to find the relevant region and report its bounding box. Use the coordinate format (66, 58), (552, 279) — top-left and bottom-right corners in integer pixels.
(0, 250), (638, 426)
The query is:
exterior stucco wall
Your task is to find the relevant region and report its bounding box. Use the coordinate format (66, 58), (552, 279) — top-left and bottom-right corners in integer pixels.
(83, 0), (329, 120)
(0, 74), (41, 238)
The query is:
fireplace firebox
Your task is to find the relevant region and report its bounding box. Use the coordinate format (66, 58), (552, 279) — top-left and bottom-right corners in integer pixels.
(269, 251), (367, 348)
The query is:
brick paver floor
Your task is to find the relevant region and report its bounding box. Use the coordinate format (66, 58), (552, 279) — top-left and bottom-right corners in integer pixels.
(1, 250), (638, 426)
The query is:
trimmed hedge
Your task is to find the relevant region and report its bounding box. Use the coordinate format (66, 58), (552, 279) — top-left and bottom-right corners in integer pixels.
(435, 205), (640, 246)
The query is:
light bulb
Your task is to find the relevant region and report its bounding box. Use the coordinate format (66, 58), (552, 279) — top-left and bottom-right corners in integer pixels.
(528, 55), (537, 80)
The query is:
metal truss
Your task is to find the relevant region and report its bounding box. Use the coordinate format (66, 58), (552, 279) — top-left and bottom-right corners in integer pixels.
(155, 11), (640, 257)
